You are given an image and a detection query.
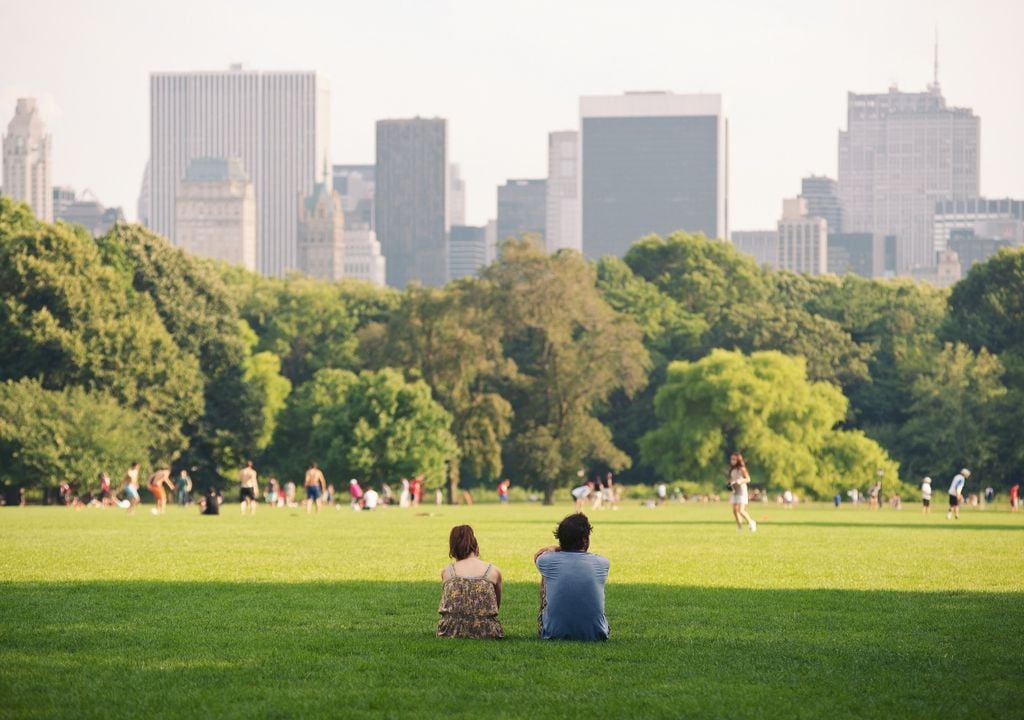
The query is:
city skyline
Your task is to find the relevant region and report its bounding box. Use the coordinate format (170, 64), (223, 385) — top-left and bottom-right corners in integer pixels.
(2, 0), (1022, 235)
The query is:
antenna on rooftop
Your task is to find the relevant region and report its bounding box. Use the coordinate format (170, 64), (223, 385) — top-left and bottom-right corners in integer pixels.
(931, 27), (940, 91)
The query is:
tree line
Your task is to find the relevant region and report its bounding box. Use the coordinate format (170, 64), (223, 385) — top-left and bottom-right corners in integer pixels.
(1, 196), (1020, 503)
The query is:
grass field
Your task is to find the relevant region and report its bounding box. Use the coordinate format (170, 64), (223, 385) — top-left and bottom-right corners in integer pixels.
(1, 501), (1021, 719)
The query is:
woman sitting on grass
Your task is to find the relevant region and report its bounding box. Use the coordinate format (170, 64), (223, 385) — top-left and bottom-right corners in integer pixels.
(437, 525), (504, 639)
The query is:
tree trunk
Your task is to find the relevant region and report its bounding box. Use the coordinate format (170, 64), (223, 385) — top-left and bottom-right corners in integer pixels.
(446, 459), (460, 505)
(543, 483), (555, 505)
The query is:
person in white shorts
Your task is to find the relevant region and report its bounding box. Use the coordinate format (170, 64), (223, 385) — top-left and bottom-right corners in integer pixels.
(728, 452), (757, 532)
(571, 482), (592, 512)
(921, 476), (932, 514)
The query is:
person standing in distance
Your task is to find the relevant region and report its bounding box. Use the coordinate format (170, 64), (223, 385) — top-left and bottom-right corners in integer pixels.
(921, 476), (933, 514)
(304, 462), (326, 514)
(728, 453), (757, 532)
(239, 460), (259, 515)
(947, 468), (970, 520)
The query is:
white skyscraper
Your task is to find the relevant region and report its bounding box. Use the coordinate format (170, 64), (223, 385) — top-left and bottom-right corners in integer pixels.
(148, 66), (330, 276)
(175, 157), (256, 271)
(838, 84), (979, 273)
(546, 130), (580, 253)
(2, 98), (53, 221)
(777, 198), (828, 275)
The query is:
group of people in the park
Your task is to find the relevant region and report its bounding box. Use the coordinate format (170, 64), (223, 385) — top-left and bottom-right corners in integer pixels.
(437, 513), (610, 641)
(52, 451), (1019, 520)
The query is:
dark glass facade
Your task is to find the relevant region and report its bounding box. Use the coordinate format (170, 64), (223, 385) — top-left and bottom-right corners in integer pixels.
(581, 115), (719, 259)
(497, 179), (546, 244)
(375, 119), (447, 288)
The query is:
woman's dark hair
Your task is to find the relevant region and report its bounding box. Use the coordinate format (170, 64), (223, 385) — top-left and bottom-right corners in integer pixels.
(730, 452), (746, 470)
(554, 513), (593, 552)
(448, 525), (479, 560)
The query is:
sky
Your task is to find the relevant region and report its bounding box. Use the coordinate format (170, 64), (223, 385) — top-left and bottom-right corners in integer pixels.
(2, 0), (1023, 230)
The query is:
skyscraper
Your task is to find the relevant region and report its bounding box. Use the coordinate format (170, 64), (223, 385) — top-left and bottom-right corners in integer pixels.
(2, 98), (52, 221)
(174, 157), (256, 271)
(149, 66), (330, 276)
(448, 163), (466, 227)
(375, 118), (448, 288)
(580, 92), (727, 259)
(730, 230), (778, 268)
(497, 179), (546, 244)
(53, 187), (125, 237)
(800, 176), (842, 233)
(332, 164), (375, 230)
(297, 183), (345, 281)
(777, 198), (827, 275)
(546, 130), (580, 253)
(448, 224), (488, 280)
(837, 84), (979, 273)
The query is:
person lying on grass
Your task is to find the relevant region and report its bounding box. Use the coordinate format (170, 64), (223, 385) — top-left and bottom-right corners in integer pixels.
(534, 513), (609, 641)
(437, 525), (504, 639)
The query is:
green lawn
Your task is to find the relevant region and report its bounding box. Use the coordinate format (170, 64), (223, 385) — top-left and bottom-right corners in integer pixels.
(1, 501), (1021, 719)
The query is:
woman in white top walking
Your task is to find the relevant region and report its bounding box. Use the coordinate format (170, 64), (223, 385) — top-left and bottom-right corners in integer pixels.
(729, 452), (757, 532)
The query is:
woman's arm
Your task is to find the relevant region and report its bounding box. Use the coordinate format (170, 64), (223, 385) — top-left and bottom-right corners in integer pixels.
(492, 568), (503, 609)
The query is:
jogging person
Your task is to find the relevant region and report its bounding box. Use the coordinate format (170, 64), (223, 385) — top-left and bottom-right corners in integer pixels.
(728, 452), (757, 532)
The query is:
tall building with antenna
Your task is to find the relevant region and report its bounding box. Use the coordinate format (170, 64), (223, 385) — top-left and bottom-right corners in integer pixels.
(837, 42), (979, 274)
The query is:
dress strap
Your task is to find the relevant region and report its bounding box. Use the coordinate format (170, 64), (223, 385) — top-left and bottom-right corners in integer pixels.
(447, 563), (456, 579)
(482, 563), (493, 580)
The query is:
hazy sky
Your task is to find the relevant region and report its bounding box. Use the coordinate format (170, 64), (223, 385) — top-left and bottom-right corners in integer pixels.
(2, 0), (1022, 230)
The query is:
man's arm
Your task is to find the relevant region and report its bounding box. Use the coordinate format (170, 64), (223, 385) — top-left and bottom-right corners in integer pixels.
(533, 545), (559, 564)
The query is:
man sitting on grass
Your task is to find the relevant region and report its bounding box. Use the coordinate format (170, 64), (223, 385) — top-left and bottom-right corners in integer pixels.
(533, 513), (609, 641)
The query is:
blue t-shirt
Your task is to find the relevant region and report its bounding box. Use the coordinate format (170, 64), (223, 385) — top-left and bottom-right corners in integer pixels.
(535, 551), (610, 641)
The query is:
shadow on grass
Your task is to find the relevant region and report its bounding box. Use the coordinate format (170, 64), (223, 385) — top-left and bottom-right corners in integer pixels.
(0, 580), (1019, 720)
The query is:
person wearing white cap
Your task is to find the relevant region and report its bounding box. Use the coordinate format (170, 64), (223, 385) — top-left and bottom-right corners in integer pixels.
(947, 468), (970, 520)
(921, 476), (933, 514)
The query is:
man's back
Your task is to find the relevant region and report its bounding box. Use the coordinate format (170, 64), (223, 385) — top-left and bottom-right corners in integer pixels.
(536, 551), (609, 641)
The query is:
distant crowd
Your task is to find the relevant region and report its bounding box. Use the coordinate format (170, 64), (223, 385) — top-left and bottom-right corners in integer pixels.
(26, 455), (1021, 520)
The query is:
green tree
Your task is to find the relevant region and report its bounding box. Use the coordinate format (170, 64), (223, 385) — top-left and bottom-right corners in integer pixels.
(268, 368), (457, 490)
(484, 242), (649, 503)
(359, 280), (512, 500)
(640, 349), (898, 498)
(945, 248), (1024, 356)
(96, 224), (281, 477)
(944, 249), (1024, 487)
(896, 343), (1006, 482)
(0, 378), (158, 494)
(0, 199), (203, 462)
(594, 256), (706, 482)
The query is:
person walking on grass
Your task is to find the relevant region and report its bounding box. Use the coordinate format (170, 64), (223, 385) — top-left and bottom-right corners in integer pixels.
(728, 452), (757, 533)
(238, 460), (259, 515)
(947, 468), (970, 520)
(921, 476), (933, 514)
(437, 525), (504, 639)
(148, 467), (173, 515)
(304, 462), (326, 514)
(534, 513), (609, 641)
